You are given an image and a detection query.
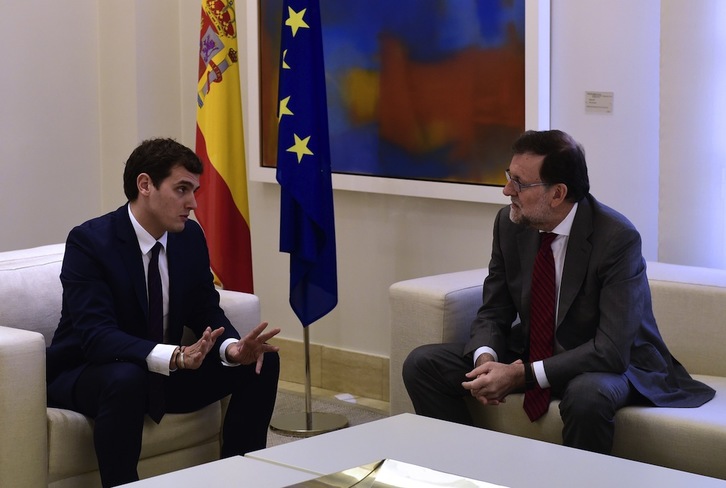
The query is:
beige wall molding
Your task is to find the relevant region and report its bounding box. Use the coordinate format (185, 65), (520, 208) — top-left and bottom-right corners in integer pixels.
(272, 338), (389, 402)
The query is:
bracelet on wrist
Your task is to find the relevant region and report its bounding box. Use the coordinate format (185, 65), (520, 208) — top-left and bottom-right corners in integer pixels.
(172, 346), (180, 370)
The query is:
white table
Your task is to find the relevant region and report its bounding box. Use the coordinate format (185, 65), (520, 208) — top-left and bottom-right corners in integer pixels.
(247, 413), (726, 488)
(120, 455), (317, 487)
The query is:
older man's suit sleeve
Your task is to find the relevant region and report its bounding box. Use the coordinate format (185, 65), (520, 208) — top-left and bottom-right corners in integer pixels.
(464, 208), (521, 360)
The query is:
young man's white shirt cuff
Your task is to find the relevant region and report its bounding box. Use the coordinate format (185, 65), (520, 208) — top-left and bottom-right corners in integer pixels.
(147, 344), (178, 376)
(146, 339), (240, 375)
(220, 338), (239, 367)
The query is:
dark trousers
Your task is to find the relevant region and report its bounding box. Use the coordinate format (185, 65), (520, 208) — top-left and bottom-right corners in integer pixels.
(402, 342), (635, 455)
(49, 351), (279, 488)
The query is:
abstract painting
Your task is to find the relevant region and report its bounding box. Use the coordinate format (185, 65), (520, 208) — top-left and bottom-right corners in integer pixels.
(259, 0), (526, 189)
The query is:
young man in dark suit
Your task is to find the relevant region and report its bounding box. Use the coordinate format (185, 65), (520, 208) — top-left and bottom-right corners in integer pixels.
(46, 138), (280, 487)
(403, 130), (714, 454)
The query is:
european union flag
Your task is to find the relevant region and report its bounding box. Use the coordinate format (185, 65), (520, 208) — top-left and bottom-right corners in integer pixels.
(276, 0), (338, 327)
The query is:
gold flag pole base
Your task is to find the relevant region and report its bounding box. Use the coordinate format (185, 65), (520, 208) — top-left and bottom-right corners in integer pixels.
(269, 412), (348, 437)
(270, 327), (349, 437)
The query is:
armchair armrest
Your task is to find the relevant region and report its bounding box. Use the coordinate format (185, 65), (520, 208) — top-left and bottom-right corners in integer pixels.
(218, 289), (261, 338)
(389, 268), (488, 415)
(0, 326), (49, 487)
(180, 290), (260, 347)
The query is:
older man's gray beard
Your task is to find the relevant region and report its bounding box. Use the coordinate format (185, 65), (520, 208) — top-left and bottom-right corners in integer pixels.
(509, 205), (546, 229)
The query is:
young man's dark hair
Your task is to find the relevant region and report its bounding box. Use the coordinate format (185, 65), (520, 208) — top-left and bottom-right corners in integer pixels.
(122, 138), (204, 201)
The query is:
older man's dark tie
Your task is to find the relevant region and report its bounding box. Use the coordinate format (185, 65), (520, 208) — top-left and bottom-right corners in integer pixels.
(524, 232), (557, 422)
(147, 242), (165, 423)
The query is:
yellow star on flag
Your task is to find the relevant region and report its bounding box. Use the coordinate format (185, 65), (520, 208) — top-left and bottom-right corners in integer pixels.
(287, 134), (313, 163)
(282, 49), (290, 70)
(285, 7), (309, 37)
(278, 96), (293, 121)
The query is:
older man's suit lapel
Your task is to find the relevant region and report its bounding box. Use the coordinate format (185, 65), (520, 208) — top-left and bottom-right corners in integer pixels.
(558, 197), (593, 327)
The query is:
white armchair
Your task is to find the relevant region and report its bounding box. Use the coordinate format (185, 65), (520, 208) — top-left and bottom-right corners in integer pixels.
(0, 244), (261, 487)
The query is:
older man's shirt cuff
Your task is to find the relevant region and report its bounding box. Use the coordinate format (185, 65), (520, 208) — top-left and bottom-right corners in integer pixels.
(473, 346), (498, 366)
(532, 360), (551, 389)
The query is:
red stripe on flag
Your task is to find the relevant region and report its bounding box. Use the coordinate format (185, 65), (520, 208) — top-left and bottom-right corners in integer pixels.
(195, 128), (254, 293)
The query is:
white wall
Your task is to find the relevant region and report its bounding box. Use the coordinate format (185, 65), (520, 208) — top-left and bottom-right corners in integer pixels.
(0, 1), (722, 359)
(659, 0), (726, 268)
(0, 0), (102, 250)
(550, 0), (661, 260)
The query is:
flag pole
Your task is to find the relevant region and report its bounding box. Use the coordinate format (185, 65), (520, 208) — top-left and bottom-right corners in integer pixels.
(303, 326), (313, 423)
(270, 328), (348, 436)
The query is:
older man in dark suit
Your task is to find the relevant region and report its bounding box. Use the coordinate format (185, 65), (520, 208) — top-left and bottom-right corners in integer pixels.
(403, 130), (714, 454)
(46, 138), (280, 487)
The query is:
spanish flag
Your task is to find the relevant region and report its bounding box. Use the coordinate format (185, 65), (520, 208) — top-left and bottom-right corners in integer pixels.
(195, 0), (253, 293)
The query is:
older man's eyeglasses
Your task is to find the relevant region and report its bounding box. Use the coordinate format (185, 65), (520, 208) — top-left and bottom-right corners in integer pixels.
(505, 169), (549, 192)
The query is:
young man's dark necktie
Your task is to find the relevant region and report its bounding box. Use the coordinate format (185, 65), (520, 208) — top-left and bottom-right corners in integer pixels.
(147, 242), (165, 423)
(524, 232), (557, 421)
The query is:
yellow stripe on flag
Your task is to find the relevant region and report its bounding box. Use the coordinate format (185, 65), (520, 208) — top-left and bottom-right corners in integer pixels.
(195, 0), (254, 293)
